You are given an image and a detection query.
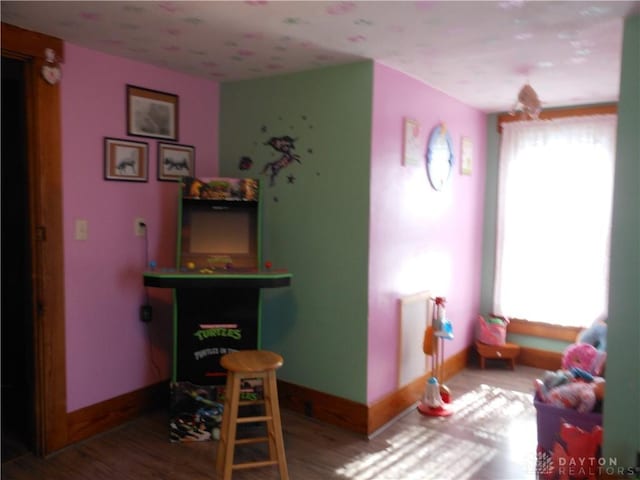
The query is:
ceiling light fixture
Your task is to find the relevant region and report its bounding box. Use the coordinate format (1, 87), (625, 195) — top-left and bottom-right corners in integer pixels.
(510, 83), (542, 119)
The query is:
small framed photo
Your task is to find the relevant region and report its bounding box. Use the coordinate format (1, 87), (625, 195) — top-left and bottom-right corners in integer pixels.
(104, 137), (149, 182)
(158, 142), (195, 181)
(403, 118), (422, 166)
(126, 84), (179, 141)
(460, 136), (473, 176)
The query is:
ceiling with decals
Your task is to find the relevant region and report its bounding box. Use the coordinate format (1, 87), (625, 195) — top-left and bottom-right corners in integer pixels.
(2, 1), (639, 113)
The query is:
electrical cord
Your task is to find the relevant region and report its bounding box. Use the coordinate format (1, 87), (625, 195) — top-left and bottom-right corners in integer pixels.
(140, 222), (162, 380)
(141, 221), (150, 304)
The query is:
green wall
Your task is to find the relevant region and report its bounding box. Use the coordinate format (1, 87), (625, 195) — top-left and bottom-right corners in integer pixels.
(603, 14), (640, 468)
(480, 114), (500, 316)
(218, 62), (373, 403)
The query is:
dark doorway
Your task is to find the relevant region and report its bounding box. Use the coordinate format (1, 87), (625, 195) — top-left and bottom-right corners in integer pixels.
(1, 55), (34, 461)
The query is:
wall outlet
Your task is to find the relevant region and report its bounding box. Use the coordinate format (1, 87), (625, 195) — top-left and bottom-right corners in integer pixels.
(134, 217), (146, 237)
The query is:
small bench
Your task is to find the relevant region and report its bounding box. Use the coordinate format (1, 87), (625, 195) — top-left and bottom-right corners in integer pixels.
(476, 341), (520, 369)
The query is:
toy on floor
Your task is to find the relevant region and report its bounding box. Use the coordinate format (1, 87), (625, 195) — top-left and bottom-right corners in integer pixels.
(562, 343), (606, 376)
(540, 367), (594, 391)
(577, 317), (607, 351)
(418, 297), (454, 417)
(477, 314), (509, 345)
(551, 423), (603, 480)
(535, 378), (605, 413)
(417, 376), (453, 417)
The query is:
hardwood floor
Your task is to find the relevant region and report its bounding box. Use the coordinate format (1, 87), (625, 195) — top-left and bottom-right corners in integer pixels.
(1, 365), (545, 480)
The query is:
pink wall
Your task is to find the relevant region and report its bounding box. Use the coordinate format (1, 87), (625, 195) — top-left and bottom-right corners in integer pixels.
(368, 63), (487, 403)
(61, 43), (219, 412)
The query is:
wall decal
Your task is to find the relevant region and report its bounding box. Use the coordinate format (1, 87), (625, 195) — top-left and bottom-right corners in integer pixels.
(262, 135), (301, 186)
(238, 156), (253, 170)
(239, 114), (316, 194)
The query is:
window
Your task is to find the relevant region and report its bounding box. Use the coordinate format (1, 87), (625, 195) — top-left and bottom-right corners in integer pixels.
(494, 114), (617, 327)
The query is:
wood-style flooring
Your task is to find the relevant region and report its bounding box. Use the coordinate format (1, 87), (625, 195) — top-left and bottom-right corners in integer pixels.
(2, 365), (545, 480)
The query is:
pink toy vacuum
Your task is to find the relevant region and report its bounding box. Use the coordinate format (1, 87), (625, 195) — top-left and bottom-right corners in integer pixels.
(418, 296), (454, 417)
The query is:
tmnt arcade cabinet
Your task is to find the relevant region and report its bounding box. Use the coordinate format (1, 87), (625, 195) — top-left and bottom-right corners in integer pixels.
(143, 177), (291, 442)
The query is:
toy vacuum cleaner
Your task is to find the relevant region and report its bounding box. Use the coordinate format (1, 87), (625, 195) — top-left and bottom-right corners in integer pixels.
(418, 296), (454, 417)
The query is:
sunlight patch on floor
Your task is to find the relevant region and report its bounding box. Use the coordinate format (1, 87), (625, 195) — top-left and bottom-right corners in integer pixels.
(507, 415), (539, 469)
(447, 383), (533, 443)
(335, 427), (497, 480)
(335, 384), (536, 480)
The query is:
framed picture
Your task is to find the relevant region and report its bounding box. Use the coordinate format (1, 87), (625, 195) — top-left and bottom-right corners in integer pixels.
(461, 136), (473, 175)
(104, 137), (149, 182)
(403, 117), (422, 166)
(126, 85), (179, 141)
(158, 142), (195, 181)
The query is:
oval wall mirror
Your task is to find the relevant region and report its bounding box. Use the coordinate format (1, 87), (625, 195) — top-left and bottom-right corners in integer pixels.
(426, 124), (454, 191)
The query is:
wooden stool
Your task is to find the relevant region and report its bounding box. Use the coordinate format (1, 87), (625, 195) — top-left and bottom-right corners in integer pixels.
(215, 350), (289, 480)
(476, 341), (521, 370)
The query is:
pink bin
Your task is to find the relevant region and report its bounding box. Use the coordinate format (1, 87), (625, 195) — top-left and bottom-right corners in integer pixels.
(534, 393), (603, 452)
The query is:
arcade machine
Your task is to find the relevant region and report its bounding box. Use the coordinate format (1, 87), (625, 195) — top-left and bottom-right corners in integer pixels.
(143, 176), (292, 442)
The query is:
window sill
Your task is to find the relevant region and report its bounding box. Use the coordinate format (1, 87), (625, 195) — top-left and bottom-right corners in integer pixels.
(507, 318), (583, 343)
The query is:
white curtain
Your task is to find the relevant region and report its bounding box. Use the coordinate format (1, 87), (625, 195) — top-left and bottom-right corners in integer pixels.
(494, 115), (617, 327)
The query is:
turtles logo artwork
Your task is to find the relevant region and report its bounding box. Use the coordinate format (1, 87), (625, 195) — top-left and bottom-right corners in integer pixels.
(261, 135), (301, 186)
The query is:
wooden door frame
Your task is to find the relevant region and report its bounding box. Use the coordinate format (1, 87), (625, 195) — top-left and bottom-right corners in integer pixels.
(2, 22), (68, 455)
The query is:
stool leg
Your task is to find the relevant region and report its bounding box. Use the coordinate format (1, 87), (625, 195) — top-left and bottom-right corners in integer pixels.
(261, 373), (276, 462)
(216, 373), (233, 475)
(264, 370), (289, 480)
(216, 372), (242, 480)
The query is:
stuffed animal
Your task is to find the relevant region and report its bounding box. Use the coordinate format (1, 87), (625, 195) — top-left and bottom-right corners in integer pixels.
(562, 343), (606, 376)
(577, 318), (607, 351)
(541, 369), (574, 391)
(538, 367), (593, 392)
(535, 379), (604, 413)
(552, 423), (603, 480)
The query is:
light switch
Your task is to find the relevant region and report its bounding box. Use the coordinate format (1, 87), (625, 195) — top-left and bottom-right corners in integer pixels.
(75, 219), (88, 240)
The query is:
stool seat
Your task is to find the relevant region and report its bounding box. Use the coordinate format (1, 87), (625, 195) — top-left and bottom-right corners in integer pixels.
(221, 350), (283, 373)
(216, 350), (288, 480)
